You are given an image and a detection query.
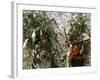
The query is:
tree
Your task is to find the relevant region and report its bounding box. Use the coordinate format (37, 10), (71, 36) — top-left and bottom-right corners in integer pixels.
(68, 13), (91, 44)
(23, 11), (63, 69)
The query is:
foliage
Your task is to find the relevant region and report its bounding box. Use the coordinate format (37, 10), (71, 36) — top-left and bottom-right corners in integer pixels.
(23, 11), (91, 69)
(23, 11), (63, 69)
(68, 13), (91, 43)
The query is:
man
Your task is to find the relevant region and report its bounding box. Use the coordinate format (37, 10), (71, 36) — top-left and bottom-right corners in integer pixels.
(70, 41), (83, 67)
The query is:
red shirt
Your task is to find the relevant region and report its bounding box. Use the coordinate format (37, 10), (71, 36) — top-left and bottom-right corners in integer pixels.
(71, 44), (80, 56)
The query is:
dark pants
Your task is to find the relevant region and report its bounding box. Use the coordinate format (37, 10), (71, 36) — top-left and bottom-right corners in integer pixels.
(71, 56), (83, 67)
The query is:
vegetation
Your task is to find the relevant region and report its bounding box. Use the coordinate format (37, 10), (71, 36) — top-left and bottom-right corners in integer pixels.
(23, 11), (91, 69)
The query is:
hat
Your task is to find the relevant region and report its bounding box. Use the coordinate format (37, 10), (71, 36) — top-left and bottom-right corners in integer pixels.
(82, 33), (90, 41)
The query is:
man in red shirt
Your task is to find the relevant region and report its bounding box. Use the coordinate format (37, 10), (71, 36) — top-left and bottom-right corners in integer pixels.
(70, 42), (83, 67)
